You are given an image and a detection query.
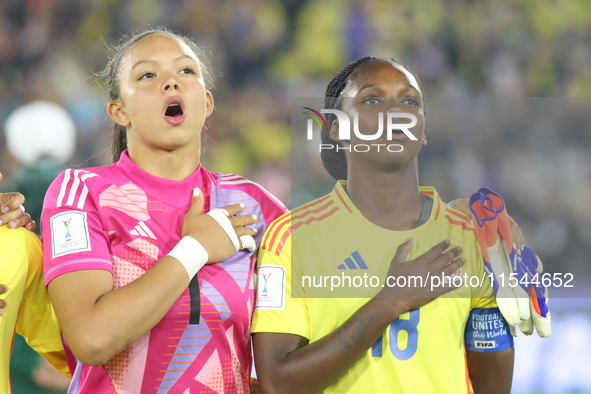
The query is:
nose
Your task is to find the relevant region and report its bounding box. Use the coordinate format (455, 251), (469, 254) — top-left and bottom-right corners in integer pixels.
(384, 97), (405, 113)
(165, 83), (179, 91)
(162, 71), (182, 93)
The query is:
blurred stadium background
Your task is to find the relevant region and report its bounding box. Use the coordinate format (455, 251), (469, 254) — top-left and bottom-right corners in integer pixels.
(0, 0), (590, 393)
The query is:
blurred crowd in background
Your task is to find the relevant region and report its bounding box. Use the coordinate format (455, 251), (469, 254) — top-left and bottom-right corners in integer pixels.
(1, 0), (591, 393)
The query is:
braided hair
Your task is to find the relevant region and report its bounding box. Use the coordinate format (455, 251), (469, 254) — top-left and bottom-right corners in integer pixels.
(321, 56), (424, 180)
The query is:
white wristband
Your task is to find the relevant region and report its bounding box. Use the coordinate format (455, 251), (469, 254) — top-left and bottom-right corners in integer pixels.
(167, 236), (209, 279)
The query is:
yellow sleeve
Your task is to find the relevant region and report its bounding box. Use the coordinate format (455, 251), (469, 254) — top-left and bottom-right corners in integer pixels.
(251, 217), (310, 340)
(470, 240), (497, 310)
(14, 230), (71, 378)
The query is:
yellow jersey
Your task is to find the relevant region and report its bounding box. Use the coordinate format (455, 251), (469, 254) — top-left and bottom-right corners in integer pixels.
(0, 227), (70, 393)
(252, 182), (497, 393)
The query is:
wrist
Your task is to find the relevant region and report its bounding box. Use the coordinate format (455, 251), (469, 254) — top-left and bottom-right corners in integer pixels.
(371, 294), (406, 321)
(167, 236), (209, 279)
(390, 298), (411, 318)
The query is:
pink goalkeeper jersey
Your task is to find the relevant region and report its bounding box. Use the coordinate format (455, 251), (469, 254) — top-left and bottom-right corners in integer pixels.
(41, 150), (287, 394)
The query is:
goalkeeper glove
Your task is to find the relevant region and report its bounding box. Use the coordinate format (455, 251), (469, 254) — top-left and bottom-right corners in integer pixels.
(469, 187), (551, 337)
(514, 245), (551, 336)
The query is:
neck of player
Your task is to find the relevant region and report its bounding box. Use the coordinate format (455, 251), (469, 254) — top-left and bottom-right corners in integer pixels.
(345, 159), (423, 231)
(127, 137), (202, 181)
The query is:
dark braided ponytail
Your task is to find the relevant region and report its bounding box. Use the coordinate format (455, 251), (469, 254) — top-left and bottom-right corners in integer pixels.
(321, 56), (425, 180)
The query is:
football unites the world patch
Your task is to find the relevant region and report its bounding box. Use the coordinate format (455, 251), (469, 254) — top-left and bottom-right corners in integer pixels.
(50, 211), (91, 258)
(465, 308), (514, 352)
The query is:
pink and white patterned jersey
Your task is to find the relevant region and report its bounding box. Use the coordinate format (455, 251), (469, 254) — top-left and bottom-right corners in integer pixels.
(41, 150), (287, 394)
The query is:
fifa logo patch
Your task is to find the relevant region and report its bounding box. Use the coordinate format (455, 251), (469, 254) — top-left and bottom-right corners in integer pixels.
(474, 340), (496, 349)
(50, 211), (91, 258)
(337, 251), (368, 270)
(256, 265), (286, 310)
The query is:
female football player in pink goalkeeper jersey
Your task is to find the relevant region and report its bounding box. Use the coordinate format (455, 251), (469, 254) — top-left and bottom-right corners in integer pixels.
(40, 28), (286, 394)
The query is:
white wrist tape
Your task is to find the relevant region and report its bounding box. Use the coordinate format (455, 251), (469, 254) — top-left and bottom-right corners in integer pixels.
(240, 234), (256, 252)
(168, 236), (209, 279)
(206, 209), (257, 253)
(206, 209), (241, 251)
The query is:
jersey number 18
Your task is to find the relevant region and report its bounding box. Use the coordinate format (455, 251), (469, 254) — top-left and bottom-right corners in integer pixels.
(371, 309), (420, 361)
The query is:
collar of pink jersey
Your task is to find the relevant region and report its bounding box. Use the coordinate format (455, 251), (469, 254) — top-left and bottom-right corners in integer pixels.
(115, 149), (207, 208)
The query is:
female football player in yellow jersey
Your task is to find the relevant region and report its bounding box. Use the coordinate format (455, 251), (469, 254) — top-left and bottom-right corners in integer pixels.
(0, 169), (39, 318)
(252, 57), (515, 394)
(0, 172), (70, 393)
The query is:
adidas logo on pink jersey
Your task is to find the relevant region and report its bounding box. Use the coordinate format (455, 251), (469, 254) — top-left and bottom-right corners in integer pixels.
(130, 221), (156, 239)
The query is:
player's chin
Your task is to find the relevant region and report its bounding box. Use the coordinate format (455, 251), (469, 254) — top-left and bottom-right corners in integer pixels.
(360, 155), (416, 173)
(376, 147), (419, 165)
(159, 130), (201, 148)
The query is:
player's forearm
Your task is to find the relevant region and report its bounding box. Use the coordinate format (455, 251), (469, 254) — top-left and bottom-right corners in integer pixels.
(467, 348), (514, 394)
(92, 257), (190, 357)
(51, 256), (191, 366)
(256, 298), (402, 394)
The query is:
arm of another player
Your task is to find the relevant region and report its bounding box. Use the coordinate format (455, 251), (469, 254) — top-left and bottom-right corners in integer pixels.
(467, 348), (514, 394)
(254, 238), (464, 394)
(33, 357), (72, 391)
(13, 229), (71, 377)
(0, 284), (7, 316)
(0, 172), (36, 231)
(466, 240), (515, 394)
(0, 189), (37, 316)
(0, 177), (37, 311)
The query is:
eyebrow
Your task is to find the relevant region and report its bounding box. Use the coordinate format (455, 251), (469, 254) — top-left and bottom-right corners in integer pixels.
(129, 54), (197, 73)
(357, 83), (379, 93)
(358, 83), (420, 94)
